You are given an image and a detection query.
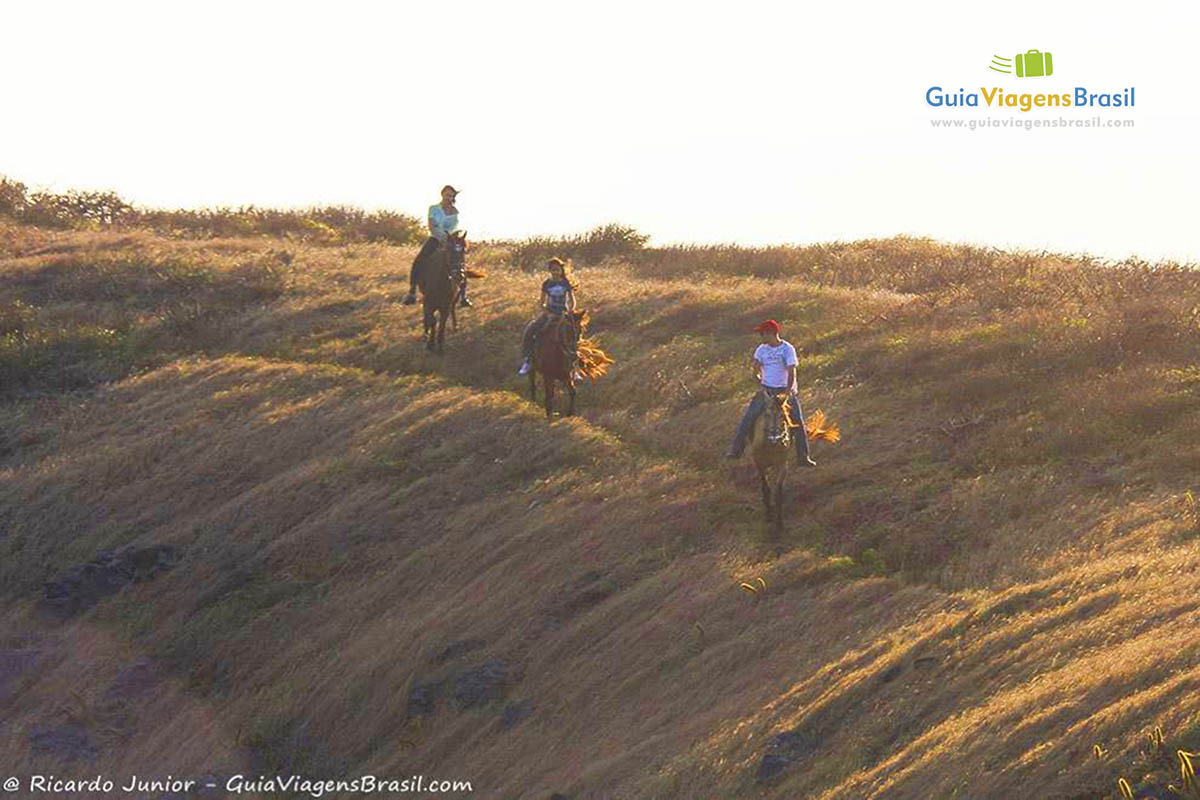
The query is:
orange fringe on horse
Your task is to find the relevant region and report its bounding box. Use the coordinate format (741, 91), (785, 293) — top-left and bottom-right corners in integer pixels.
(529, 310), (613, 418)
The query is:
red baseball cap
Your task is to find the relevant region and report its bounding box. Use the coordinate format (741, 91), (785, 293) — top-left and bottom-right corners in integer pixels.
(753, 319), (781, 333)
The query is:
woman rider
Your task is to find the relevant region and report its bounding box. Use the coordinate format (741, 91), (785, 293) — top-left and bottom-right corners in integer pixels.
(517, 257), (577, 375)
(403, 185), (471, 307)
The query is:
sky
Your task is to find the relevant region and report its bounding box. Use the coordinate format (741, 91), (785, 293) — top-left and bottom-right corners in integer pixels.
(2, 0), (1197, 262)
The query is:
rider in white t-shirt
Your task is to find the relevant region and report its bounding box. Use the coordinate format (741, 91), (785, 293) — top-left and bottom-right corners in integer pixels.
(725, 319), (816, 466)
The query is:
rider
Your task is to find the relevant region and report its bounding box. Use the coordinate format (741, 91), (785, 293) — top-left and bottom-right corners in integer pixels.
(517, 257), (577, 375)
(725, 319), (817, 467)
(403, 185), (471, 307)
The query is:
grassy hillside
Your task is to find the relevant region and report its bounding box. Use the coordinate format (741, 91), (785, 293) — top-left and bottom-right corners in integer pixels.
(2, 216), (1200, 799)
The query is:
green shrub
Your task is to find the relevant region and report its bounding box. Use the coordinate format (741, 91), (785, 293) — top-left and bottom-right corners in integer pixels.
(509, 223), (649, 270)
(0, 325), (141, 390)
(0, 177), (28, 217)
(130, 205), (424, 243)
(0, 174), (423, 244)
(0, 300), (35, 335)
(827, 548), (889, 579)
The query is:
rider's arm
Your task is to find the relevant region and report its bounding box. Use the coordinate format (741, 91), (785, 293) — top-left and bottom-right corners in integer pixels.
(539, 289), (549, 312)
(751, 355), (762, 383)
(566, 290), (577, 312)
(786, 364), (797, 393)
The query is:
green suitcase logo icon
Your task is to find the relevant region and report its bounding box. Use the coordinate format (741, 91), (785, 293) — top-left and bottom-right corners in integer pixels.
(1015, 49), (1053, 77)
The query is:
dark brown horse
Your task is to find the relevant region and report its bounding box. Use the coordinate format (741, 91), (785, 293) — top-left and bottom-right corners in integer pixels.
(529, 310), (588, 419)
(419, 231), (477, 353)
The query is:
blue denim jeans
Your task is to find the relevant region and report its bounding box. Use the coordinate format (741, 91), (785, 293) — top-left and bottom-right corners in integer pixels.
(729, 387), (811, 460)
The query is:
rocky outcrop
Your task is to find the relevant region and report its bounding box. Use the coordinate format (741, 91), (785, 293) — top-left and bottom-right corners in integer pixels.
(41, 545), (178, 616)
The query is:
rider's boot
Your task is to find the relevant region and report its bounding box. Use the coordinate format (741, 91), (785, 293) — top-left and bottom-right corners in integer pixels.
(794, 434), (816, 467)
(725, 433), (744, 460)
(403, 268), (419, 305)
(517, 357), (532, 375)
(789, 396), (816, 467)
(458, 281), (472, 308)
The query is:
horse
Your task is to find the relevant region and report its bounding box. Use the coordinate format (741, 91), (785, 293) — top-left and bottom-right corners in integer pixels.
(750, 390), (799, 529)
(419, 231), (481, 353)
(749, 400), (840, 528)
(530, 310), (588, 419)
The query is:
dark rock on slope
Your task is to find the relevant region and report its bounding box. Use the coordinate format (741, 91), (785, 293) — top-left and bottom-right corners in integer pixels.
(42, 545), (178, 616)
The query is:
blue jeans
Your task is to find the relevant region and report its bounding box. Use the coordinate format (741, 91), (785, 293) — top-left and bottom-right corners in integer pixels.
(729, 387), (811, 461)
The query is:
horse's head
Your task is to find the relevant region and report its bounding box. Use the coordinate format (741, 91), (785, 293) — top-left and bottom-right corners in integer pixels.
(444, 230), (467, 274)
(561, 309), (588, 347)
(762, 392), (793, 448)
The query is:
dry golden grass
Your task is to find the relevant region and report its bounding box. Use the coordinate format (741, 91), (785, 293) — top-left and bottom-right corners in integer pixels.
(2, 219), (1200, 798)
(0, 613), (249, 781)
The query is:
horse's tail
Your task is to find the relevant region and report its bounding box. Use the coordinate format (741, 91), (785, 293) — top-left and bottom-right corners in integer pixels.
(464, 269), (488, 279)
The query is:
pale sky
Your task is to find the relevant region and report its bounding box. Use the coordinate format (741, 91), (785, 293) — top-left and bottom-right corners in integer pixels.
(3, 0), (1196, 262)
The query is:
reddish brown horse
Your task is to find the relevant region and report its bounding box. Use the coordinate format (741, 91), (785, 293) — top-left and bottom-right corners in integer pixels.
(419, 231), (482, 353)
(529, 310), (588, 418)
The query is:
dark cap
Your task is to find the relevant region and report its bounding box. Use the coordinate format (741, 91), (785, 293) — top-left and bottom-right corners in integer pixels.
(441, 185), (460, 196)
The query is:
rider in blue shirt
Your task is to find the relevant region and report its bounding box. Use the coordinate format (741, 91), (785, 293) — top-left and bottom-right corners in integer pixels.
(404, 185), (471, 306)
(518, 257), (577, 375)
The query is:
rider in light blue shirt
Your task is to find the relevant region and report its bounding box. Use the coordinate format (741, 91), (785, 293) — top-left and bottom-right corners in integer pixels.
(404, 185), (471, 306)
(428, 202), (458, 242)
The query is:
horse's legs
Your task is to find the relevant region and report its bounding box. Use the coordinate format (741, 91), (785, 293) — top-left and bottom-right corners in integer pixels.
(759, 473), (773, 518)
(450, 295), (458, 332)
(437, 310), (447, 354)
(528, 370), (537, 402)
(424, 305), (436, 351)
(545, 378), (555, 419)
(566, 382), (576, 416)
(774, 476), (785, 528)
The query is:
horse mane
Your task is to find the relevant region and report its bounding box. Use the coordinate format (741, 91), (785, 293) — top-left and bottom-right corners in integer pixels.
(575, 337), (613, 381)
(804, 409), (841, 442)
(564, 309), (610, 381)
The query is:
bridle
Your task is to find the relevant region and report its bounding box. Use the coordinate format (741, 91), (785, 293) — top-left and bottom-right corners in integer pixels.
(443, 235), (466, 280)
(554, 312), (584, 360)
(759, 389), (794, 448)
